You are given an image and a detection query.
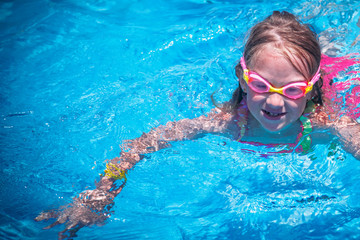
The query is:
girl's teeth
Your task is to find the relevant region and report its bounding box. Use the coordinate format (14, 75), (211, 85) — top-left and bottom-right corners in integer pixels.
(264, 110), (284, 116)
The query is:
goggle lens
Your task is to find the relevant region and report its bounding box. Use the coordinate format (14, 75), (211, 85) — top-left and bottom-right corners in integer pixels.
(248, 79), (269, 93)
(283, 86), (305, 99)
(247, 74), (308, 99)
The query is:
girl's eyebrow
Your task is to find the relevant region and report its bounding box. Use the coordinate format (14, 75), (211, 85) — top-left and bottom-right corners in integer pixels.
(250, 70), (307, 84)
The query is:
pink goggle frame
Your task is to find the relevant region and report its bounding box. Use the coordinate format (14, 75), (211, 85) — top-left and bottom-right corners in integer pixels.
(240, 57), (321, 100)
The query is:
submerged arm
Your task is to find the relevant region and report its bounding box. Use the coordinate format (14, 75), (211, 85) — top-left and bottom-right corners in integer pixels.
(115, 109), (233, 168)
(36, 109), (233, 239)
(93, 109), (233, 206)
(310, 107), (360, 160)
(332, 116), (360, 159)
(94, 109), (234, 198)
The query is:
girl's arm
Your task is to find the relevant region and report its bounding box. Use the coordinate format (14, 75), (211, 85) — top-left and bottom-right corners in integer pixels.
(332, 116), (360, 159)
(35, 109), (234, 239)
(310, 108), (360, 160)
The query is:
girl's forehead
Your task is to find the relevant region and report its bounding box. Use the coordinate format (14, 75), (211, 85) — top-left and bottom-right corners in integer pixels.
(251, 45), (288, 67)
(250, 47), (306, 84)
(250, 45), (309, 79)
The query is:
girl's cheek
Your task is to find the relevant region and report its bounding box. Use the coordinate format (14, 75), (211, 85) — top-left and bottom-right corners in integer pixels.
(247, 89), (260, 99)
(285, 98), (307, 113)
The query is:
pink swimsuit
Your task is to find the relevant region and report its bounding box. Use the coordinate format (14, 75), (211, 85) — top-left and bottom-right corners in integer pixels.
(321, 54), (360, 119)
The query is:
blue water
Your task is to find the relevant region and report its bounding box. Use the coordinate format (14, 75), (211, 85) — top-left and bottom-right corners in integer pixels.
(1, 0), (360, 239)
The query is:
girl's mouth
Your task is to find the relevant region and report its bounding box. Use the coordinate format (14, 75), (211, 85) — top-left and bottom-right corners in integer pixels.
(262, 109), (286, 120)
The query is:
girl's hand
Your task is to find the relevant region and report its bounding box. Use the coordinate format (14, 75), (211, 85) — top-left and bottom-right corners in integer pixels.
(35, 184), (124, 240)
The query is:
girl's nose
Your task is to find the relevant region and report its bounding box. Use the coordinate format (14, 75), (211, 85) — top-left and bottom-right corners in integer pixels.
(265, 93), (285, 109)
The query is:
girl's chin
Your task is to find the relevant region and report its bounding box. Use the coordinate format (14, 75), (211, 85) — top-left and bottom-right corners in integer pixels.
(261, 120), (300, 135)
(260, 120), (290, 133)
(261, 125), (284, 133)
(249, 111), (297, 134)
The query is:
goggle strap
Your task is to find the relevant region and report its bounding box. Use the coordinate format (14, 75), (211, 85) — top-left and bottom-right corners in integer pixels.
(240, 57), (250, 82)
(240, 57), (247, 70)
(305, 65), (321, 94)
(310, 65), (321, 85)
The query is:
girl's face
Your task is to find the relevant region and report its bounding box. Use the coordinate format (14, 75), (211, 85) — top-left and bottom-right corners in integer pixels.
(241, 46), (310, 132)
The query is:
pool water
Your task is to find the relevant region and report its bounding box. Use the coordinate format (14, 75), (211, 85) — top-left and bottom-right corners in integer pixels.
(1, 0), (360, 239)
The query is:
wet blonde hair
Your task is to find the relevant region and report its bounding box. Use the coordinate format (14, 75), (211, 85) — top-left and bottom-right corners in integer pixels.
(218, 11), (323, 112)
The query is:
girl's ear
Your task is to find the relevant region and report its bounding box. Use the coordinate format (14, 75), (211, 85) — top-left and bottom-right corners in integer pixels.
(239, 78), (247, 93)
(235, 61), (247, 93)
(306, 89), (314, 102)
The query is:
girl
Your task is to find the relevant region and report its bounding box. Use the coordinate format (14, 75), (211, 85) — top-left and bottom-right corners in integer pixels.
(35, 11), (360, 239)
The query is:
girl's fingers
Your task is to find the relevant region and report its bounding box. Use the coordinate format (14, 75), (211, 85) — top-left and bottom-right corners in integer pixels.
(44, 220), (61, 229)
(112, 181), (126, 195)
(67, 223), (84, 238)
(35, 210), (60, 221)
(58, 222), (83, 240)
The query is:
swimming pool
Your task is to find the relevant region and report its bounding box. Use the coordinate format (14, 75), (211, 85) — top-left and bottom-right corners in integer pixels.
(1, 0), (360, 239)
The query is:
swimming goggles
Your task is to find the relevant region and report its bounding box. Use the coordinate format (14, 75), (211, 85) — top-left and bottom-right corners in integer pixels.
(240, 57), (321, 100)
